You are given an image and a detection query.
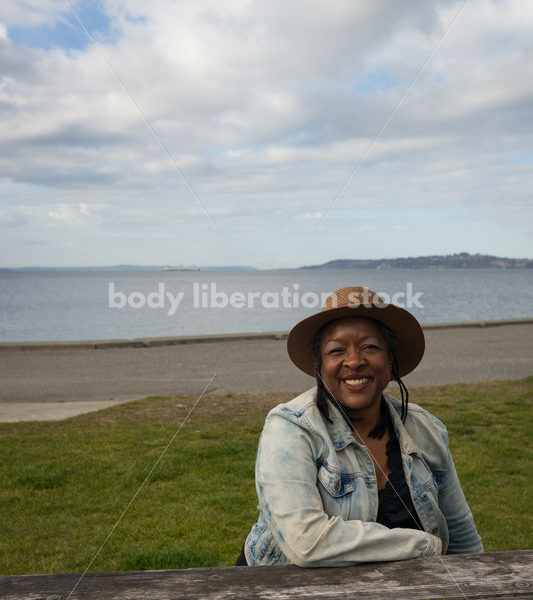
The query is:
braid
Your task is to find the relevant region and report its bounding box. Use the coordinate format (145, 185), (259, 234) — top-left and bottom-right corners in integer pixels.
(390, 352), (409, 423)
(312, 330), (333, 424)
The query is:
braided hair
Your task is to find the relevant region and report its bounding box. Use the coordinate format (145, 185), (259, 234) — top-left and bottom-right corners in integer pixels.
(311, 319), (410, 439)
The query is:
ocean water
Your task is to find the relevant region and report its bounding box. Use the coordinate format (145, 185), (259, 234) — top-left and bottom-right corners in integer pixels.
(1, 268), (532, 342)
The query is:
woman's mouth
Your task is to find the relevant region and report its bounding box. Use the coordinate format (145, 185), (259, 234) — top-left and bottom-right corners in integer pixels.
(342, 376), (372, 391)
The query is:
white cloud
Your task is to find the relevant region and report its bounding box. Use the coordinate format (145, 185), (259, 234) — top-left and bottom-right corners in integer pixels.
(0, 0), (531, 266)
(296, 212), (324, 221)
(45, 202), (93, 226)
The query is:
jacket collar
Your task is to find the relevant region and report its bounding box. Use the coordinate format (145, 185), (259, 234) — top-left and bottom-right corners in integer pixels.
(322, 396), (359, 451)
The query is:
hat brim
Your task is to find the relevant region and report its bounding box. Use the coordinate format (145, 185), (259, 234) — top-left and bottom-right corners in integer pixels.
(287, 304), (424, 379)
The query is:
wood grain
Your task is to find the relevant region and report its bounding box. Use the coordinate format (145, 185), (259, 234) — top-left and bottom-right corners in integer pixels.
(2, 550), (531, 600)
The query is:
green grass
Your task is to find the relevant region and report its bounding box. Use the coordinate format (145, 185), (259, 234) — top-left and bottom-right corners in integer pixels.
(0, 378), (531, 575)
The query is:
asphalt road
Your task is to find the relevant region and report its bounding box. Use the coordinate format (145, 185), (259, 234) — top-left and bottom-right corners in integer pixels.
(1, 320), (532, 421)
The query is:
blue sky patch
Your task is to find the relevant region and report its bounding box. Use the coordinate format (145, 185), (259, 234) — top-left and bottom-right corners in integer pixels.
(356, 70), (397, 93)
(8, 4), (116, 51)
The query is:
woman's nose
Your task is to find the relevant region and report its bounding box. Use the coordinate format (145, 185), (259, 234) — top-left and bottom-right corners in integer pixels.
(343, 347), (365, 368)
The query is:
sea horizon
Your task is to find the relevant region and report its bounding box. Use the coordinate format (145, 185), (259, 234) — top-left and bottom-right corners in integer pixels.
(2, 251), (532, 272)
(1, 267), (532, 343)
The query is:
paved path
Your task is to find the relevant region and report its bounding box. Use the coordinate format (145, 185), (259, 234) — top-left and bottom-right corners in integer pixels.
(1, 320), (532, 422)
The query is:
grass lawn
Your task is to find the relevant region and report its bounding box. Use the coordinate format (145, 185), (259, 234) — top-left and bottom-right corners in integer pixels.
(0, 377), (531, 575)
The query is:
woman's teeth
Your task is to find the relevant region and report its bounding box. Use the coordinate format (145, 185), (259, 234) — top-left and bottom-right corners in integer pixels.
(344, 377), (370, 385)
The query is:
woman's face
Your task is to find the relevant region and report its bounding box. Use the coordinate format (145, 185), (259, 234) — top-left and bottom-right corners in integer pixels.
(319, 317), (392, 420)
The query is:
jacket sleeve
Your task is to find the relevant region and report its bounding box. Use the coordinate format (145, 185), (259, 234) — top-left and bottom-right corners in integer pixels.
(436, 432), (484, 554)
(255, 411), (442, 567)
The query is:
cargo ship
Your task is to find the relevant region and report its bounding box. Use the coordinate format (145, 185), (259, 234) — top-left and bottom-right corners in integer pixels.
(162, 265), (200, 271)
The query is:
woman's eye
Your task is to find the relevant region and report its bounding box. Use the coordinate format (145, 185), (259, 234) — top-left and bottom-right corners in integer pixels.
(362, 344), (379, 351)
(327, 347), (343, 355)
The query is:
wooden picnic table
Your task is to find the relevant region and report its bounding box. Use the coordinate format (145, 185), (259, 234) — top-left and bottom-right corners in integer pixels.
(2, 550), (531, 599)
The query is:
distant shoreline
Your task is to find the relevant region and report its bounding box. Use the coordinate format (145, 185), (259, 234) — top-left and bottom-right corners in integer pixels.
(0, 265), (258, 272)
(301, 253), (533, 270)
(1, 252), (532, 271)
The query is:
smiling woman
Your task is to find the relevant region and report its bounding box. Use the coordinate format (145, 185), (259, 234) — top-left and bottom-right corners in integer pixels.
(318, 317), (393, 425)
(237, 286), (483, 567)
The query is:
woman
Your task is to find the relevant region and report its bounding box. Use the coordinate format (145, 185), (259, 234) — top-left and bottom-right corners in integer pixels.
(237, 286), (483, 567)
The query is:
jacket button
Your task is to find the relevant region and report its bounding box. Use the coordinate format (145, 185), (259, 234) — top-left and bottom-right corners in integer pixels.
(432, 527), (438, 534)
(334, 481), (340, 491)
(421, 494), (428, 501)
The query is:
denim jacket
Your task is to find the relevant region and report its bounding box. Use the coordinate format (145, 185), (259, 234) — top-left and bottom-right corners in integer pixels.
(244, 387), (483, 567)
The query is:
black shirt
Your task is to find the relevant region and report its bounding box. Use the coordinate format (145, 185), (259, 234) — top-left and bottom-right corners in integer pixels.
(376, 424), (423, 530)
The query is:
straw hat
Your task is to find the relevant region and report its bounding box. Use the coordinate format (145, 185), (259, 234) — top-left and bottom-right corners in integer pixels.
(287, 286), (425, 379)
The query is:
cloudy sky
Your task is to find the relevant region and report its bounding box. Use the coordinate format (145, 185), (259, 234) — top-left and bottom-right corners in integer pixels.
(0, 0), (532, 268)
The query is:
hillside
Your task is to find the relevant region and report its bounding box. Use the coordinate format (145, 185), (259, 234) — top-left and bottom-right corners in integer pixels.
(301, 253), (533, 270)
